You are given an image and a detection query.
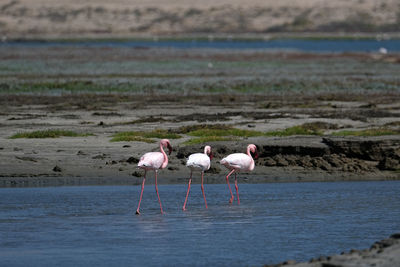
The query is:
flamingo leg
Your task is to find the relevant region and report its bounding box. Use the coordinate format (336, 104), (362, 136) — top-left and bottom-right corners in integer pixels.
(201, 171), (208, 209)
(234, 172), (240, 205)
(154, 170), (164, 214)
(182, 172), (192, 211)
(136, 172), (146, 215)
(226, 169), (236, 204)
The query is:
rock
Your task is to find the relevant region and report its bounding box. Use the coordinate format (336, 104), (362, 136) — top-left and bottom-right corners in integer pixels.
(208, 166), (221, 174)
(123, 145), (131, 148)
(323, 136), (400, 161)
(92, 154), (107, 159)
(77, 150), (87, 156)
(132, 171), (142, 177)
(296, 155), (313, 168)
(53, 166), (62, 172)
(282, 260), (296, 265)
(311, 157), (332, 171)
(378, 157), (399, 170)
(284, 155), (298, 165)
(391, 233), (400, 239)
(273, 154), (289, 166)
(126, 157), (139, 164)
(323, 154), (342, 167)
(264, 157), (276, 166)
(15, 156), (37, 162)
(168, 166), (179, 171)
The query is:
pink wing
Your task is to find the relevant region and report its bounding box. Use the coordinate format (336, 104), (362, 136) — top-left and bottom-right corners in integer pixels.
(221, 153), (252, 171)
(138, 152), (164, 170)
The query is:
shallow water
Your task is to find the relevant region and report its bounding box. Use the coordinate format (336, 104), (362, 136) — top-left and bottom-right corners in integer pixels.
(1, 181), (399, 266)
(2, 39), (400, 52)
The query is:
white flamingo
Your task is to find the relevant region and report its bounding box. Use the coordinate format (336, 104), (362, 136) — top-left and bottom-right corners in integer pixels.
(220, 144), (258, 205)
(183, 145), (213, 211)
(136, 139), (172, 215)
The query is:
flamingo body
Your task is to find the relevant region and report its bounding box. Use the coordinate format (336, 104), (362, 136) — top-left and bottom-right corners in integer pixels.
(138, 152), (167, 170)
(220, 144), (258, 205)
(220, 153), (254, 172)
(186, 153), (211, 171)
(135, 139), (172, 215)
(182, 146), (212, 211)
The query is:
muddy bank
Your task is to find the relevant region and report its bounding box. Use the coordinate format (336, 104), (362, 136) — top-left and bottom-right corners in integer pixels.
(1, 135), (399, 187)
(266, 233), (400, 267)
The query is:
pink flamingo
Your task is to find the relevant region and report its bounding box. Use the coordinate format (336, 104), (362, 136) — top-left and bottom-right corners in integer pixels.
(136, 139), (172, 215)
(220, 144), (258, 205)
(183, 145), (213, 211)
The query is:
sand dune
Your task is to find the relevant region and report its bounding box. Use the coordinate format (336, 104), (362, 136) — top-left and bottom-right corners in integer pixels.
(0, 0), (399, 38)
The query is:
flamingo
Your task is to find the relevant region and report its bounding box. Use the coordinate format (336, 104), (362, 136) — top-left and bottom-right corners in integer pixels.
(136, 139), (172, 215)
(183, 145), (213, 211)
(220, 144), (258, 205)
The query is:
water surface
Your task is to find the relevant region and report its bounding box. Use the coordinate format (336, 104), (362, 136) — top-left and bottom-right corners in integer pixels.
(2, 39), (400, 52)
(1, 181), (399, 266)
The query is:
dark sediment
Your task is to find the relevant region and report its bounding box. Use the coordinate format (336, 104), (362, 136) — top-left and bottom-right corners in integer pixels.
(265, 233), (400, 267)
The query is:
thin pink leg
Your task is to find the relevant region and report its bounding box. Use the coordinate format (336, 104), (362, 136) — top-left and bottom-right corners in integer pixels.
(154, 171), (164, 214)
(201, 171), (208, 209)
(226, 169), (235, 204)
(182, 172), (192, 211)
(136, 172), (146, 215)
(234, 172), (240, 205)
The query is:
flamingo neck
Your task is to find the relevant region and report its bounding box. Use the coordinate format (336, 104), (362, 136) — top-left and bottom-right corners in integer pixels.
(160, 143), (168, 169)
(247, 146), (255, 171)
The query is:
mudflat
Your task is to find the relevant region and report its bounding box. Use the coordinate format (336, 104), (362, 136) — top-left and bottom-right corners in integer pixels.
(0, 46), (399, 186)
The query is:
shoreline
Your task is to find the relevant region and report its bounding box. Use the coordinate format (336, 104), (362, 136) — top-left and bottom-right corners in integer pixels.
(4, 32), (400, 42)
(1, 170), (399, 188)
(266, 233), (400, 267)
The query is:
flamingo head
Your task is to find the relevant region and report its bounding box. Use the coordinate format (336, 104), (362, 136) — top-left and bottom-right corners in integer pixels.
(161, 139), (172, 155)
(204, 145), (213, 160)
(248, 144), (258, 160)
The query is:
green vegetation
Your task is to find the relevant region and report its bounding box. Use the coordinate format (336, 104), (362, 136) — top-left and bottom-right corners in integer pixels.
(183, 136), (237, 145)
(110, 134), (155, 143)
(264, 125), (323, 136)
(331, 128), (400, 137)
(188, 128), (264, 138)
(9, 129), (93, 139)
(174, 124), (232, 133)
(182, 125), (261, 145)
(110, 129), (181, 142)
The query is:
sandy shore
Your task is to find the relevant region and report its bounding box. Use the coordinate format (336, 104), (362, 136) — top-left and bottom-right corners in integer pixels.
(266, 233), (400, 267)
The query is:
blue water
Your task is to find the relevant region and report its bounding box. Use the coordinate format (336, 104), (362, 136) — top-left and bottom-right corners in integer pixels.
(2, 39), (400, 52)
(1, 181), (399, 267)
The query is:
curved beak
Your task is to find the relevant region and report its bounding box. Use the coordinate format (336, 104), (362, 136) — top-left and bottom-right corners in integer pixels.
(209, 150), (214, 161)
(167, 143), (172, 155)
(253, 149), (259, 160)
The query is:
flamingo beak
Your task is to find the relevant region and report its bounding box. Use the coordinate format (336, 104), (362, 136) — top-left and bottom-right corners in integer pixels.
(253, 149), (259, 160)
(167, 143), (172, 155)
(209, 151), (214, 160)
